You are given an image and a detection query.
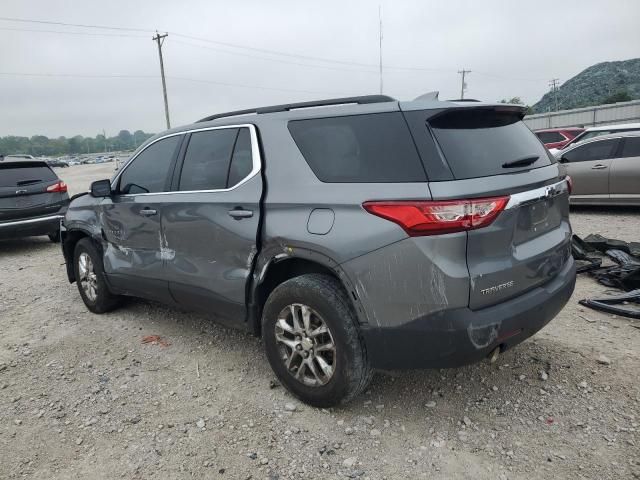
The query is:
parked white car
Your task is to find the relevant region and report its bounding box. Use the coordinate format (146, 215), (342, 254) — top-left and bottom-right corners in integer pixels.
(549, 122), (640, 155)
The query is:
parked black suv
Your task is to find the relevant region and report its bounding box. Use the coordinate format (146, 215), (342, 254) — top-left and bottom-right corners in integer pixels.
(62, 95), (575, 406)
(0, 156), (69, 241)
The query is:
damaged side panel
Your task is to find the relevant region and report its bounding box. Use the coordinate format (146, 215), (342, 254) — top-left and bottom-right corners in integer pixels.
(340, 233), (470, 329)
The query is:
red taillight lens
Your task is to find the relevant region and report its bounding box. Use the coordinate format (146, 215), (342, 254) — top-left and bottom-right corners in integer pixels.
(46, 181), (67, 193)
(362, 196), (510, 236)
(565, 176), (573, 194)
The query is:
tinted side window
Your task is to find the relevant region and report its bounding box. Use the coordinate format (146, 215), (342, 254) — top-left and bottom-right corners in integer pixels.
(227, 128), (253, 188)
(537, 131), (564, 143)
(563, 139), (619, 163)
(179, 129), (238, 191)
(288, 113), (426, 183)
(620, 137), (640, 158)
(119, 136), (181, 194)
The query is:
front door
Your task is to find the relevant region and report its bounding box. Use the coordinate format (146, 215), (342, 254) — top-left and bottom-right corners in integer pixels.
(101, 134), (183, 300)
(162, 125), (262, 323)
(559, 138), (620, 201)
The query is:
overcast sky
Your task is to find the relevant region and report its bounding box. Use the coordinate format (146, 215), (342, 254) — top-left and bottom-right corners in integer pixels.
(1, 0), (639, 138)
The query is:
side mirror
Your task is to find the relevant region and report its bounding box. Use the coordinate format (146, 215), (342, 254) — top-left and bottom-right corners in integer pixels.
(558, 156), (569, 164)
(90, 179), (112, 197)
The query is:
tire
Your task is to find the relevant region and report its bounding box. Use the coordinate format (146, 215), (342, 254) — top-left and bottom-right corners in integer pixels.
(73, 238), (122, 313)
(262, 274), (373, 407)
(48, 230), (61, 243)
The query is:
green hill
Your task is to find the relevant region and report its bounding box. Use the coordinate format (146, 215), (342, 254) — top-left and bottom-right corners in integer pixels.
(531, 58), (640, 113)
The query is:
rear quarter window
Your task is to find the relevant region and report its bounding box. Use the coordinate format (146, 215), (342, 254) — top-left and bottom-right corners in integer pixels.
(429, 109), (552, 179)
(288, 112), (426, 183)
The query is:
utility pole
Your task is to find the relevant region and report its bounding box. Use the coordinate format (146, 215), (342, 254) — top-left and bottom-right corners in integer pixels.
(458, 69), (471, 99)
(378, 5), (383, 95)
(549, 78), (560, 112)
(102, 129), (107, 152)
(152, 31), (171, 129)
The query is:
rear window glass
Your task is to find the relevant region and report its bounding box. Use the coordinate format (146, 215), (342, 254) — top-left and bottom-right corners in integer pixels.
(0, 162), (57, 187)
(536, 131), (564, 143)
(429, 110), (551, 179)
(288, 113), (426, 183)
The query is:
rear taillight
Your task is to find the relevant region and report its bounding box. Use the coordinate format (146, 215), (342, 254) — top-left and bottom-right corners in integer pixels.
(565, 176), (573, 194)
(46, 181), (67, 193)
(362, 196), (510, 236)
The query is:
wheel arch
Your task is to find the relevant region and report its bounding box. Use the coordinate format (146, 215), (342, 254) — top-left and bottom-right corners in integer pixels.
(249, 250), (369, 336)
(62, 227), (102, 283)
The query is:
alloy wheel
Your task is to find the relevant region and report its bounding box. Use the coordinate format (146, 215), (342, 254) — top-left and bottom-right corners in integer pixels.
(274, 303), (336, 387)
(78, 252), (98, 302)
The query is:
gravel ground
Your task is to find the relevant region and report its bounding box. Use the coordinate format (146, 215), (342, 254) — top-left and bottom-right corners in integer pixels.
(0, 164), (638, 479)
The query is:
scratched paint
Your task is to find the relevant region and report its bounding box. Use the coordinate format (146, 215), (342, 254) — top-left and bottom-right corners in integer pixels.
(158, 230), (175, 261)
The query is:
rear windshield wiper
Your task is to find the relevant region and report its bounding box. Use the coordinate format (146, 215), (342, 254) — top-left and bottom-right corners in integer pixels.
(502, 155), (539, 169)
(16, 179), (41, 186)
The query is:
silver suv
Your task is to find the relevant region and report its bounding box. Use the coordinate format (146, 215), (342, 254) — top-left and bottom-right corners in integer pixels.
(61, 95), (576, 406)
(557, 131), (640, 205)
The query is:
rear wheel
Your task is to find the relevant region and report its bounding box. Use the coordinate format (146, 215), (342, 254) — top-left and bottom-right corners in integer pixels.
(73, 238), (122, 313)
(262, 274), (373, 407)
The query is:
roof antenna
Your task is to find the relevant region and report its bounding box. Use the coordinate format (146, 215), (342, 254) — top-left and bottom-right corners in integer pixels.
(413, 91), (439, 101)
(378, 5), (383, 95)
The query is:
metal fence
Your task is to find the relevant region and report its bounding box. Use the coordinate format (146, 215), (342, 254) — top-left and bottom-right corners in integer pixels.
(523, 99), (640, 130)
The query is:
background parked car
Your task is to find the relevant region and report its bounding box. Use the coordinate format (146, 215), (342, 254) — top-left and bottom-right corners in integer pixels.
(0, 156), (69, 241)
(534, 127), (584, 150)
(549, 122), (640, 155)
(557, 131), (640, 205)
(46, 159), (69, 168)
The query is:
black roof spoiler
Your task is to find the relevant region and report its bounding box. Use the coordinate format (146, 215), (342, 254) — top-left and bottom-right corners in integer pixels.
(197, 95), (396, 123)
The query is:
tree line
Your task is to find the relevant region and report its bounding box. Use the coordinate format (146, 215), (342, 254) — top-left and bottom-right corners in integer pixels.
(0, 130), (155, 157)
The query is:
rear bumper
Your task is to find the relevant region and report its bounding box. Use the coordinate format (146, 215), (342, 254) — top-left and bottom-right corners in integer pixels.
(0, 214), (64, 239)
(361, 257), (576, 369)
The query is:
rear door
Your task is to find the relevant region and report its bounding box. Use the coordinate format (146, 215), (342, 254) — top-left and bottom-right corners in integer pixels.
(609, 136), (640, 204)
(416, 107), (572, 310)
(101, 134), (183, 300)
(162, 125), (262, 323)
(0, 162), (65, 222)
(558, 138), (620, 200)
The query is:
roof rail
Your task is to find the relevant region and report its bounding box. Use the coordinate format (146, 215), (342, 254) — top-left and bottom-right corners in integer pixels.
(197, 95), (396, 123)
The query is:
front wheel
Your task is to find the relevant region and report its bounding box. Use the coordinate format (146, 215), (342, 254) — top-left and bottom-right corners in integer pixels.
(73, 238), (122, 313)
(262, 274), (373, 407)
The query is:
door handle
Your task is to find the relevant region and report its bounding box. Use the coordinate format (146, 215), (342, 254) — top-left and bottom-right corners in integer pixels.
(228, 208), (253, 219)
(591, 164), (607, 170)
(139, 208), (157, 216)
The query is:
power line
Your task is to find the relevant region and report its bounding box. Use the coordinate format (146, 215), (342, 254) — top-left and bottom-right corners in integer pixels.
(0, 16), (151, 33)
(0, 15), (452, 73)
(0, 72), (346, 95)
(0, 26), (147, 38)
(169, 39), (379, 74)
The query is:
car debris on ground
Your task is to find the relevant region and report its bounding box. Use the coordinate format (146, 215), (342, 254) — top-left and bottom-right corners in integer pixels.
(572, 233), (640, 318)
